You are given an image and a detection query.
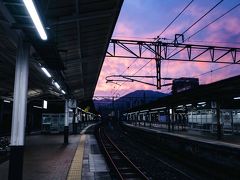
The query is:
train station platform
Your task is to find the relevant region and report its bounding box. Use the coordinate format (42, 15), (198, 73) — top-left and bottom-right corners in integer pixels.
(127, 122), (240, 147)
(0, 124), (110, 180)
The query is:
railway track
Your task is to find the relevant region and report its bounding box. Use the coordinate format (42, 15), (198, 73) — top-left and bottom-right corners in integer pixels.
(98, 127), (149, 180)
(102, 123), (196, 180)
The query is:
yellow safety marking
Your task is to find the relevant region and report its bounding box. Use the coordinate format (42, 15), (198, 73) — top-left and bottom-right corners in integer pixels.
(67, 135), (86, 180)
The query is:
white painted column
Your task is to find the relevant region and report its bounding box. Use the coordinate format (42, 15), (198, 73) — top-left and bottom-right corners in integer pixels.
(9, 39), (30, 180)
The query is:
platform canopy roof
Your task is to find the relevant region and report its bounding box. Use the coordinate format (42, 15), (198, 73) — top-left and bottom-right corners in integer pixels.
(0, 0), (123, 101)
(128, 75), (240, 112)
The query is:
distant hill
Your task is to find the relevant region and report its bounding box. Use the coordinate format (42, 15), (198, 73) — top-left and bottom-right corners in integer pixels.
(94, 90), (168, 118)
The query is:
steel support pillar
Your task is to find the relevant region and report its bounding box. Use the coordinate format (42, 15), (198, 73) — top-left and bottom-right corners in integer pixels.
(79, 110), (82, 130)
(134, 114), (137, 126)
(8, 40), (30, 180)
(64, 100), (69, 144)
(156, 59), (161, 89)
(230, 111), (234, 134)
(216, 102), (222, 140)
(149, 113), (152, 128)
(143, 114), (146, 127)
(0, 99), (3, 128)
(172, 108), (175, 131)
(155, 44), (162, 89)
(72, 108), (77, 134)
(168, 108), (171, 132)
(138, 113), (140, 126)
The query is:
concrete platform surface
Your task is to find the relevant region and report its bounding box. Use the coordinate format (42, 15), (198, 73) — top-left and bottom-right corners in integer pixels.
(81, 135), (110, 180)
(0, 134), (80, 180)
(0, 124), (111, 180)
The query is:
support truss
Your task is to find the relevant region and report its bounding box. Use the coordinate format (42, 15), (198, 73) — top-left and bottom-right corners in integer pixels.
(107, 39), (240, 63)
(106, 39), (240, 89)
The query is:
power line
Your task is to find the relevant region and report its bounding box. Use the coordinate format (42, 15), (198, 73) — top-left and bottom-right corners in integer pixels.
(112, 0), (194, 96)
(132, 0), (223, 89)
(118, 0), (193, 77)
(164, 0), (227, 81)
(166, 0), (224, 62)
(185, 2), (240, 41)
(186, 2), (240, 79)
(182, 0), (223, 36)
(193, 64), (232, 78)
(155, 0), (194, 41)
(188, 40), (240, 45)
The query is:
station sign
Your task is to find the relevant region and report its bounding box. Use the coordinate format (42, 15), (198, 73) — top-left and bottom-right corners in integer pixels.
(68, 99), (77, 108)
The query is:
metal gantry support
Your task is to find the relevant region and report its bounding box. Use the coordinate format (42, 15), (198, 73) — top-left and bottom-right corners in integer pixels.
(155, 44), (161, 89)
(64, 99), (69, 144)
(9, 39), (30, 180)
(107, 39), (240, 63)
(107, 38), (240, 89)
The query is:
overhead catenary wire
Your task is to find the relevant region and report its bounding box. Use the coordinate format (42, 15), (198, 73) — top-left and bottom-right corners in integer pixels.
(155, 0), (194, 41)
(122, 0), (224, 95)
(193, 64), (232, 78)
(185, 2), (240, 41)
(163, 1), (240, 86)
(181, 0), (223, 36)
(186, 2), (240, 81)
(164, 0), (224, 79)
(117, 0), (194, 77)
(111, 0), (194, 96)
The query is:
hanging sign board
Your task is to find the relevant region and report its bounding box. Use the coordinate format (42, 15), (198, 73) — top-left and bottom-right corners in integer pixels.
(68, 99), (77, 108)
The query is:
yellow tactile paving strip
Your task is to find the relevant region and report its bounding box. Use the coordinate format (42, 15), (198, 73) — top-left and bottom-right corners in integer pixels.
(67, 135), (86, 180)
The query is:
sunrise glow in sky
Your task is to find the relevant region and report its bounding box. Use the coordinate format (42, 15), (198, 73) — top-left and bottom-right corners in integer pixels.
(94, 0), (240, 97)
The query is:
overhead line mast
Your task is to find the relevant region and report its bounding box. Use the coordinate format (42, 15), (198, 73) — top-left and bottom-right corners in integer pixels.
(106, 38), (240, 89)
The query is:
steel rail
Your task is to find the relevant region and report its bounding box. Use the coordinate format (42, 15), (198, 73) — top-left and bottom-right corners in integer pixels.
(98, 128), (149, 180)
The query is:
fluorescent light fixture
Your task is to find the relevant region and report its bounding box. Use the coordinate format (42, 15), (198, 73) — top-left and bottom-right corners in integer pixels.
(177, 105), (183, 108)
(140, 109), (149, 113)
(3, 100), (10, 103)
(43, 100), (47, 109)
(69, 109), (73, 112)
(198, 102), (206, 105)
(169, 109), (172, 114)
(176, 108), (184, 110)
(33, 105), (42, 109)
(23, 0), (47, 40)
(151, 107), (166, 111)
(54, 82), (60, 89)
(41, 67), (51, 78)
(61, 90), (66, 94)
(186, 104), (192, 107)
(234, 97), (240, 100)
(129, 111), (138, 114)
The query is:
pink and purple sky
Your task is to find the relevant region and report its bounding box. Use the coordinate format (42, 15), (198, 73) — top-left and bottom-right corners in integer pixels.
(94, 0), (240, 97)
